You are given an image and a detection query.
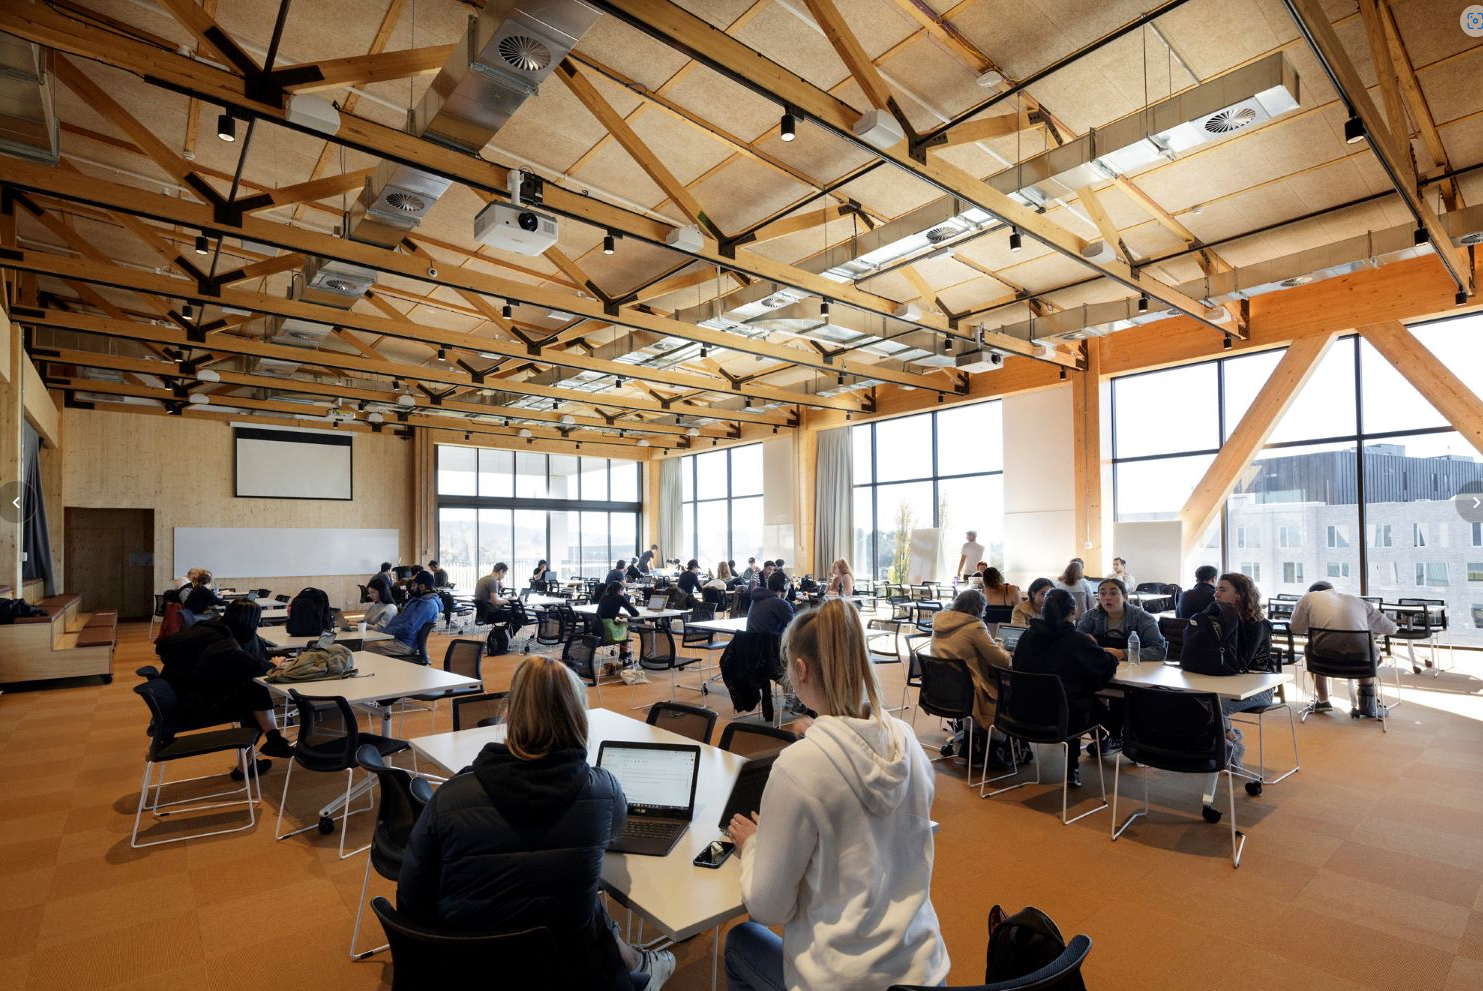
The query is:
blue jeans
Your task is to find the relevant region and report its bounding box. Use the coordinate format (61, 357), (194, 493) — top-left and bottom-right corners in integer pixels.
(725, 922), (785, 991)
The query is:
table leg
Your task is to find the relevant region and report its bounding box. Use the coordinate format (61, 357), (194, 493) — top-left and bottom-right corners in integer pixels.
(711, 924), (720, 991)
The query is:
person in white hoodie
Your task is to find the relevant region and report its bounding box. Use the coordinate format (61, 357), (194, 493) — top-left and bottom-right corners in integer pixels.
(724, 599), (949, 991)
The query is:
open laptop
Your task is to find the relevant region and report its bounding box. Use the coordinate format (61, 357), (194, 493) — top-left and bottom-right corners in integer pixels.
(597, 741), (701, 856)
(647, 593), (670, 611)
(717, 754), (777, 829)
(997, 625), (1028, 653)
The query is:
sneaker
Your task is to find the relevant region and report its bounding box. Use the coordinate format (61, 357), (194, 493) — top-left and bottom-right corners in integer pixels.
(230, 758), (272, 780)
(636, 948), (676, 990)
(1085, 736), (1122, 759)
(259, 735), (295, 759)
(1310, 700), (1333, 713)
(1065, 768), (1082, 789)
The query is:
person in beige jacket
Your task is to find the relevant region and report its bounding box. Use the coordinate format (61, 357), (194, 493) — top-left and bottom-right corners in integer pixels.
(930, 588), (1011, 732)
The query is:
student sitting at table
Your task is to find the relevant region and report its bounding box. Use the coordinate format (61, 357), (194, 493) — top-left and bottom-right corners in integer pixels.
(741, 557), (759, 582)
(605, 559), (627, 588)
(427, 559), (450, 588)
(363, 584), (398, 631)
(824, 559), (854, 597)
(932, 588), (1022, 768)
(531, 560), (557, 589)
(725, 599), (948, 991)
(980, 568), (1021, 627)
(1177, 565), (1219, 618)
(1289, 580), (1396, 719)
(156, 600), (296, 771)
(675, 559), (704, 605)
(595, 580), (639, 665)
(1012, 588), (1120, 788)
(1052, 559), (1098, 615)
(475, 563), (516, 654)
(368, 562), (398, 606)
(1011, 577), (1053, 628)
(1077, 578), (1166, 662)
(625, 558), (643, 582)
(1109, 557), (1135, 594)
(182, 570), (229, 616)
(747, 571), (794, 637)
(398, 655), (674, 990)
(366, 570), (441, 658)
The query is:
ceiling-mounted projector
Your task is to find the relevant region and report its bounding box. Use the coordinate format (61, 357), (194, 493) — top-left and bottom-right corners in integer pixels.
(956, 349), (1004, 373)
(853, 109), (905, 151)
(473, 201), (559, 255)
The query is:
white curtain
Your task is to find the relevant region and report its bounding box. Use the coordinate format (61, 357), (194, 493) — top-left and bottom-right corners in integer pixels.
(814, 427), (853, 574)
(659, 457), (683, 565)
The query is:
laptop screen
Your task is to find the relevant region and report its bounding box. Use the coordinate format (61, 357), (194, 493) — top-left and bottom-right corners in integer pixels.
(647, 594), (669, 610)
(598, 742), (699, 815)
(998, 625), (1028, 652)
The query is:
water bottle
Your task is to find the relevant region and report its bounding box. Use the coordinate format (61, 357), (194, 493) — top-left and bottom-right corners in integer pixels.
(1127, 631), (1141, 668)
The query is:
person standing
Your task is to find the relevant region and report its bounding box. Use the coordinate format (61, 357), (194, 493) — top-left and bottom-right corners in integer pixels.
(956, 530), (986, 581)
(724, 600), (949, 991)
(638, 544), (659, 574)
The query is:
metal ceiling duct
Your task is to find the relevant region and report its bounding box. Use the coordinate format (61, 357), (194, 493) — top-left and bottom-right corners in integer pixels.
(0, 32), (58, 165)
(988, 54), (1300, 207)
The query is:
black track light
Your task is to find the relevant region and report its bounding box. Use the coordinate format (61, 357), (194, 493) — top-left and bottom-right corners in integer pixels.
(1223, 334), (1233, 350)
(1457, 290), (1469, 306)
(1344, 116), (1365, 145)
(182, 302), (194, 321)
(603, 233), (615, 255)
(216, 113), (236, 143)
(744, 398), (752, 408)
(502, 300), (513, 319)
(944, 337), (954, 353)
(1008, 226), (1022, 252)
(615, 376), (624, 388)
(837, 371), (845, 386)
(194, 234), (208, 255)
(1413, 226), (1428, 247)
(821, 299), (830, 318)
(780, 111), (796, 142)
(552, 399), (559, 411)
(1137, 293), (1149, 313)
(700, 345), (709, 358)
(1059, 367), (1067, 381)
(772, 425), (778, 434)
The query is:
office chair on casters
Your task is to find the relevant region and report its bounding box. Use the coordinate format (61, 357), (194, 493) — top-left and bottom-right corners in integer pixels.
(984, 668), (1108, 825)
(1113, 686), (1245, 868)
(889, 934), (1093, 991)
(349, 745), (434, 960)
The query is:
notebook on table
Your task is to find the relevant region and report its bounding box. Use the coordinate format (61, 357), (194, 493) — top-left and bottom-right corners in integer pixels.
(597, 741), (701, 856)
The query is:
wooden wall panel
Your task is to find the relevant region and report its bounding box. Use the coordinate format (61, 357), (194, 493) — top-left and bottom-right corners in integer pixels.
(59, 409), (415, 609)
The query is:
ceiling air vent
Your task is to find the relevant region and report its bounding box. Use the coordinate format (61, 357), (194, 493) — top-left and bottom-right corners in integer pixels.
(498, 34), (552, 72)
(761, 294), (792, 308)
(924, 225), (957, 243)
(383, 191), (427, 213)
(1203, 105), (1258, 134)
(1278, 275), (1314, 288)
(1459, 231), (1483, 246)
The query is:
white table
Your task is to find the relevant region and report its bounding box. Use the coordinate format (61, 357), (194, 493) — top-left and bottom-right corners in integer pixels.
(1110, 662), (1292, 701)
(259, 625), (394, 651)
(412, 707), (749, 987)
(522, 593), (571, 609)
(685, 616), (749, 636)
(573, 604), (691, 622)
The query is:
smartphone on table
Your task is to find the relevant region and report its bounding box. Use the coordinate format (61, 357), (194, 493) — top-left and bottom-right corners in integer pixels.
(693, 838), (735, 869)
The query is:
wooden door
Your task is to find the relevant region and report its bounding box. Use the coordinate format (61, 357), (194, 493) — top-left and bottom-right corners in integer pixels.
(64, 508), (154, 618)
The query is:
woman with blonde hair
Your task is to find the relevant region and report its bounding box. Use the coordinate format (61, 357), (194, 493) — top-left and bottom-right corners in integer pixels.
(399, 656), (675, 989)
(724, 599), (948, 991)
(824, 558), (854, 596)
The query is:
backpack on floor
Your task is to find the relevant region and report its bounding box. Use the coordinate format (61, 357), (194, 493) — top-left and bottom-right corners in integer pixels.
(985, 904), (1085, 990)
(1180, 601), (1247, 677)
(286, 587), (333, 636)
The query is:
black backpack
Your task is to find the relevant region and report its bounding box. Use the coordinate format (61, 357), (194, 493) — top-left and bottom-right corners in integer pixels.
(985, 904), (1085, 990)
(1179, 602), (1247, 676)
(287, 587), (333, 636)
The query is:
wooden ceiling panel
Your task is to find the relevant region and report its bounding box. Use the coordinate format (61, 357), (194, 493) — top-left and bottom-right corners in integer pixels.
(1416, 47), (1483, 127)
(829, 166), (940, 222)
(952, 226), (1057, 273)
(488, 83), (618, 176)
(1389, 0), (1481, 67)
(663, 69), (782, 153)
(946, 1), (1088, 82)
(1117, 223), (1191, 262)
(749, 124), (877, 186)
(627, 106), (737, 187)
(1000, 249), (1101, 294)
(1439, 115), (1483, 175)
(686, 156), (815, 234)
(686, 0), (769, 30)
(831, 0), (921, 59)
(1014, 33), (1193, 137)
(1216, 198), (1405, 268)
(881, 37), (996, 132)
(853, 268), (919, 304)
(731, 3), (856, 95)
(576, 236), (691, 292)
(575, 14), (691, 91)
(1158, 0), (1292, 80)
(566, 141), (671, 219)
(930, 139), (1013, 179)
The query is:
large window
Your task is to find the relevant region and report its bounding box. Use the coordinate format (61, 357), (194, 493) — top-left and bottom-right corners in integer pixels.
(436, 446), (642, 588)
(676, 443), (764, 567)
(1111, 315), (1483, 644)
(851, 401), (1004, 581)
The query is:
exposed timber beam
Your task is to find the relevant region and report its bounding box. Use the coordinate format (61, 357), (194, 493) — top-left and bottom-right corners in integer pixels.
(270, 44), (455, 93)
(1358, 322), (1483, 454)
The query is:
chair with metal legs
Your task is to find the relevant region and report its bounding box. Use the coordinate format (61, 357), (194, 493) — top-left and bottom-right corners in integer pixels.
(276, 690), (410, 859)
(1112, 686), (1245, 868)
(895, 633), (930, 718)
(349, 744), (435, 960)
(915, 650), (979, 789)
(645, 700), (717, 745)
(631, 624), (704, 708)
(1395, 598), (1450, 678)
(982, 668), (1108, 825)
(451, 691), (509, 730)
(1300, 627), (1390, 733)
(130, 680), (261, 848)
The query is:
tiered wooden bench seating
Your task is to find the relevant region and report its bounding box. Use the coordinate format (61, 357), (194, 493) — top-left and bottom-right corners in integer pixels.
(0, 594), (115, 684)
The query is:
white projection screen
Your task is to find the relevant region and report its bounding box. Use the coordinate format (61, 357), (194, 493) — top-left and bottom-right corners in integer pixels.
(234, 427), (353, 500)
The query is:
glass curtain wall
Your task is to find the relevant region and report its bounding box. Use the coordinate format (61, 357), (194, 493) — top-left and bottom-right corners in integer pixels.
(436, 445), (643, 589)
(1111, 316), (1483, 643)
(851, 401), (1004, 581)
(677, 444), (764, 568)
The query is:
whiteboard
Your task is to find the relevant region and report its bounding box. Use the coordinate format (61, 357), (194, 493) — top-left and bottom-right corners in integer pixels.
(907, 528), (953, 584)
(174, 527), (401, 579)
(235, 427), (352, 500)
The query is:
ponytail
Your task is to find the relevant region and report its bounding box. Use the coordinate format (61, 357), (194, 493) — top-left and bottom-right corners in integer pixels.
(1040, 588), (1078, 628)
(781, 599), (884, 722)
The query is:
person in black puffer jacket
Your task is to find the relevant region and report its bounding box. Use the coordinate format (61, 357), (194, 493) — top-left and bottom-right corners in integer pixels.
(397, 656), (675, 991)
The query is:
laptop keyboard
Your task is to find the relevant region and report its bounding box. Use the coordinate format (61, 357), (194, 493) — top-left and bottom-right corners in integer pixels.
(622, 819), (678, 838)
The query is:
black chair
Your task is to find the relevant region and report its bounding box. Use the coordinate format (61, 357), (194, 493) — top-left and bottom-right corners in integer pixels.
(1302, 626), (1388, 732)
(984, 668), (1108, 825)
(451, 691), (509, 730)
(646, 700), (717, 745)
(889, 935), (1093, 991)
(275, 690), (410, 859)
(718, 721), (796, 758)
(130, 680), (260, 848)
(149, 593), (168, 639)
(895, 632), (930, 717)
(419, 639), (485, 729)
(915, 649), (980, 789)
(1113, 687), (1245, 867)
(275, 594), (291, 603)
(1394, 597), (1450, 677)
(350, 745), (435, 959)
(413, 621), (437, 666)
(633, 625), (704, 706)
(370, 897), (557, 989)
(561, 633), (612, 703)
(358, 584), (372, 603)
(535, 604), (567, 646)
